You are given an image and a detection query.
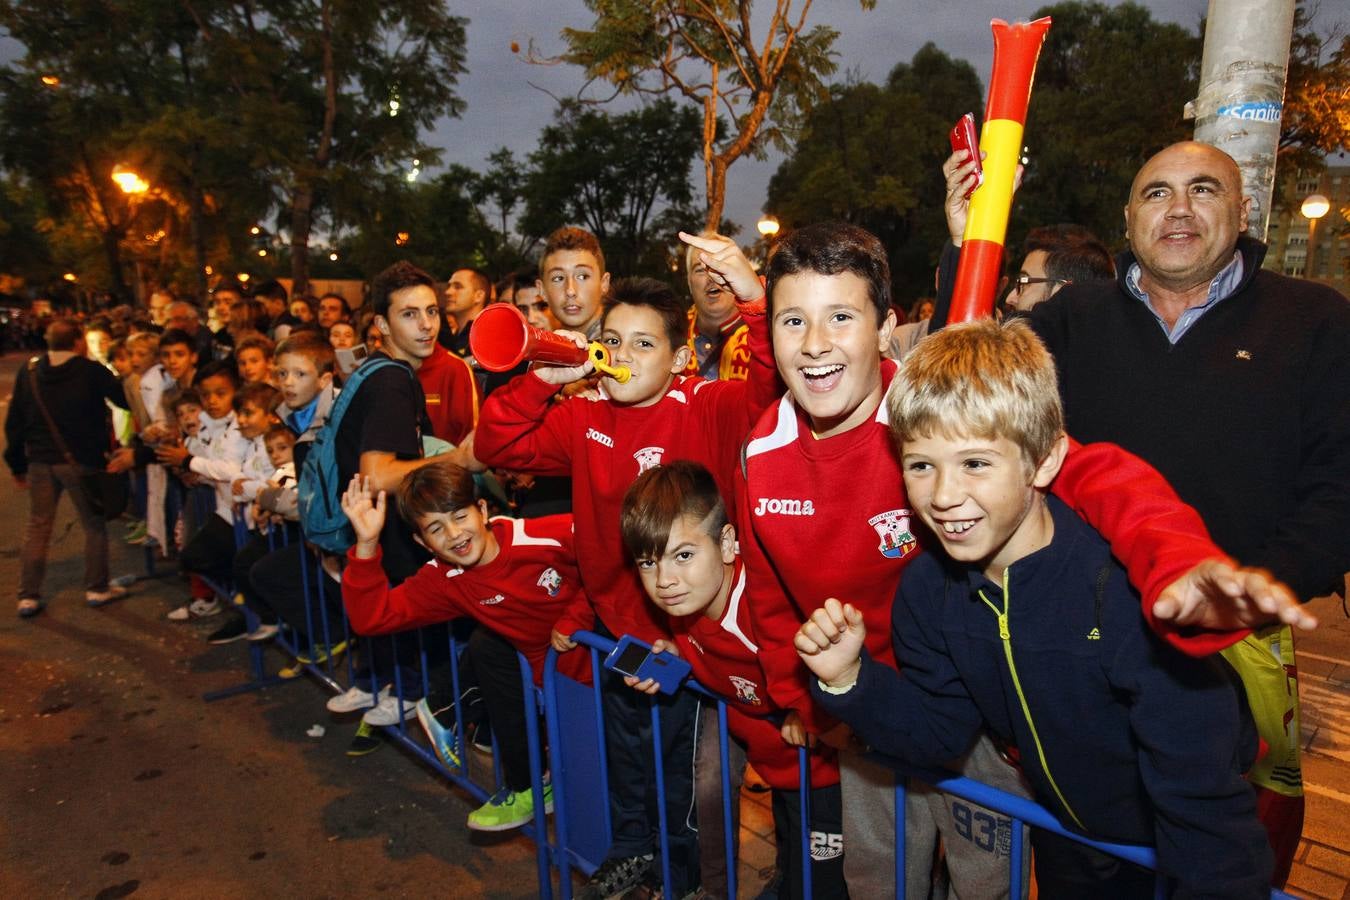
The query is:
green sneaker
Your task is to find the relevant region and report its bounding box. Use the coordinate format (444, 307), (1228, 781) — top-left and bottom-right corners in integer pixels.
(346, 721), (383, 757)
(296, 640), (347, 664)
(466, 783), (554, 832)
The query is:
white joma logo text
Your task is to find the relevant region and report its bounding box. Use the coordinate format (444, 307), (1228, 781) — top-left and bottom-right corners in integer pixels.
(586, 428), (615, 448)
(754, 497), (815, 517)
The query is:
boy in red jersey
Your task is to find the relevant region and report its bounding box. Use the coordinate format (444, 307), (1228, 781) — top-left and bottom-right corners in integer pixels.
(473, 235), (777, 899)
(621, 462), (844, 900)
(739, 221), (1307, 898)
(339, 460), (587, 832)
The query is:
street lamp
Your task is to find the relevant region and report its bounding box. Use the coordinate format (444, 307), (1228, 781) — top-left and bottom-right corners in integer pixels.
(1302, 193), (1330, 280)
(112, 165), (149, 195)
(757, 215), (780, 238)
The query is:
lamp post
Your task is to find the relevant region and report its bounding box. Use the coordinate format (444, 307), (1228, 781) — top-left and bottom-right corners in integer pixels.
(1301, 193), (1330, 281)
(112, 165), (152, 303)
(756, 215), (780, 239)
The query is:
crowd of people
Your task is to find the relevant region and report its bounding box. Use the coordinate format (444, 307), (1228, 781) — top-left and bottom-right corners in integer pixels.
(6, 140), (1349, 900)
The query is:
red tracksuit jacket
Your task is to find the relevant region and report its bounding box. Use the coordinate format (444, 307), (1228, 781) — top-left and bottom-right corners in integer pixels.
(341, 514), (588, 685)
(740, 359), (1248, 731)
(473, 309), (779, 644)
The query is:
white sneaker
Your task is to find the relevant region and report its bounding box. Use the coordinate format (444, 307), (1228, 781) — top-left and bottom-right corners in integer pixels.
(245, 622), (279, 642)
(327, 684), (389, 714)
(362, 694), (417, 727)
(188, 597), (222, 617)
(166, 604), (192, 622)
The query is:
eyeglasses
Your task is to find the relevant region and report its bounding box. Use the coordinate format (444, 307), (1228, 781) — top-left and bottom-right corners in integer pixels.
(517, 301), (550, 313)
(1013, 274), (1068, 292)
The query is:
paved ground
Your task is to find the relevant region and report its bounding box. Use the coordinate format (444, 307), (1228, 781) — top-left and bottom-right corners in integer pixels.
(2, 352), (1348, 899)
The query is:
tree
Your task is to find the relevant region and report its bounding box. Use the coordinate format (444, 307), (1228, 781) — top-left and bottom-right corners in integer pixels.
(521, 99), (704, 276)
(766, 44), (983, 303)
(193, 0), (470, 293)
(1278, 3), (1349, 175)
(1019, 1), (1202, 248)
(547, 0), (874, 230)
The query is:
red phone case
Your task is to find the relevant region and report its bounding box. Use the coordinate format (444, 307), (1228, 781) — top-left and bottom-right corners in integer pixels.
(950, 113), (983, 198)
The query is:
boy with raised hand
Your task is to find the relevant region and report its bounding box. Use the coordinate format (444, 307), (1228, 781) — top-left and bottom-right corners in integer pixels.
(738, 221), (1304, 899)
(473, 233), (776, 900)
(339, 462), (586, 831)
(795, 319), (1273, 898)
(620, 461), (845, 900)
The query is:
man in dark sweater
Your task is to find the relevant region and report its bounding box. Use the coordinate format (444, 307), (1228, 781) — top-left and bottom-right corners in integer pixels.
(6, 318), (131, 617)
(942, 139), (1348, 886)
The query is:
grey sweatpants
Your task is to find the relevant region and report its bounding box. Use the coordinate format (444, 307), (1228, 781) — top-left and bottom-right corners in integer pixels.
(840, 732), (1032, 899)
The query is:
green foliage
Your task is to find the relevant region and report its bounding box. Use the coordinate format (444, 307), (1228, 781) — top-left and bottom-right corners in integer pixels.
(766, 44), (983, 303)
(1281, 3), (1350, 169)
(1019, 1), (1201, 249)
(554, 0), (874, 228)
(521, 99), (704, 277)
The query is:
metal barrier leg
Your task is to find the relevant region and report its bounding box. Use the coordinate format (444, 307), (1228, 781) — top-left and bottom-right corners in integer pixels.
(798, 746), (813, 900)
(717, 702), (737, 900)
(519, 653), (553, 900)
(650, 701), (673, 900)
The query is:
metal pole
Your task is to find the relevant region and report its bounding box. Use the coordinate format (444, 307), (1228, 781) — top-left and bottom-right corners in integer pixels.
(1188, 0), (1297, 240)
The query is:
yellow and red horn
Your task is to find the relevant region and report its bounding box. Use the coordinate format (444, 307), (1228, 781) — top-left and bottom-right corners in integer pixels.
(949, 16), (1052, 323)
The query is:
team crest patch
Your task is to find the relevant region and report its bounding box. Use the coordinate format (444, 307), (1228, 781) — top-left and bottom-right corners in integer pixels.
(868, 509), (918, 559)
(728, 675), (762, 706)
(633, 446), (665, 473)
(537, 567), (563, 596)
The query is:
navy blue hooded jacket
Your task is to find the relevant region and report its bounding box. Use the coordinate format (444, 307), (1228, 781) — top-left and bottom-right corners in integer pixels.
(813, 496), (1272, 898)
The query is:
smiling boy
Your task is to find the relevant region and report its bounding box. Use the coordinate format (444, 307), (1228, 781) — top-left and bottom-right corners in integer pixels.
(737, 221), (1302, 898)
(795, 319), (1273, 898)
(339, 461), (587, 831)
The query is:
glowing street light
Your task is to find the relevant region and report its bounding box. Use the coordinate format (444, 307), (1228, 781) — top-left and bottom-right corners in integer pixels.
(329, 252), (339, 262)
(62, 272), (78, 282)
(238, 273), (251, 284)
(249, 225), (262, 236)
(757, 215), (780, 238)
(258, 249), (268, 257)
(395, 231), (410, 246)
(41, 74), (60, 87)
(1302, 193), (1331, 279)
(112, 166), (149, 195)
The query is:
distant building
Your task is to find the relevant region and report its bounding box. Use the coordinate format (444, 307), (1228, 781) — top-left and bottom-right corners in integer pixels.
(1264, 152), (1350, 291)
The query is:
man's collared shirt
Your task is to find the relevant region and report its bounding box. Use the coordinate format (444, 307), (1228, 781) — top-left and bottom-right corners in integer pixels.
(1125, 251), (1244, 344)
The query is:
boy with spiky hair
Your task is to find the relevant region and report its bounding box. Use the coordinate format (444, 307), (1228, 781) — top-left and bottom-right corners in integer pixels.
(738, 221), (1302, 898)
(536, 226), (609, 339)
(339, 460), (587, 831)
(796, 319), (1273, 897)
(474, 233), (776, 899)
(621, 461), (845, 900)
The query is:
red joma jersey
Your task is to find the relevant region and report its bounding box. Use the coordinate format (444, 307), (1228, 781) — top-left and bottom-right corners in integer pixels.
(341, 514), (588, 685)
(473, 309), (779, 644)
(740, 359), (1246, 732)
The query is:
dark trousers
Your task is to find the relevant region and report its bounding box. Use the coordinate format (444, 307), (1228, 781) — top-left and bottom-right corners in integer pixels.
(1031, 828), (1154, 898)
(602, 672), (701, 894)
(232, 526), (298, 623)
(180, 514), (240, 589)
(771, 783), (848, 900)
(467, 626), (532, 792)
(250, 541), (421, 698)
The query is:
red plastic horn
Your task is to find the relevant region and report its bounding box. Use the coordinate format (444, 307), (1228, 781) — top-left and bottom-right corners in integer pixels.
(949, 16), (1052, 323)
(469, 304), (631, 382)
(470, 303), (588, 371)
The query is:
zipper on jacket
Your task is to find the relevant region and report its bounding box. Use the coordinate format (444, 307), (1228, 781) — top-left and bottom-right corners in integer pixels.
(977, 571), (1086, 831)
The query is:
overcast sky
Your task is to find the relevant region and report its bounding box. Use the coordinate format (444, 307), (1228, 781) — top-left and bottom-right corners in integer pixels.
(4, 1), (1340, 236)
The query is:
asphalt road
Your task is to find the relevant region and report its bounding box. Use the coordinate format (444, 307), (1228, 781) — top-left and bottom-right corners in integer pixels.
(0, 354), (540, 899)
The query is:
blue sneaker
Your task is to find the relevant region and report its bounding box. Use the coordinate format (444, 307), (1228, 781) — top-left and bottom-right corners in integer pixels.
(415, 698), (462, 770)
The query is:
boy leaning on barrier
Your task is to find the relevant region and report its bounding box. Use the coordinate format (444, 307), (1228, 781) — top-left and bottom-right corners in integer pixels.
(338, 459), (588, 832)
(738, 221), (1309, 900)
(795, 319), (1274, 898)
(473, 235), (777, 900)
(620, 461), (846, 900)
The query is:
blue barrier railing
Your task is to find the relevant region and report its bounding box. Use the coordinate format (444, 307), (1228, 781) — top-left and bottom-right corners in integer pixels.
(178, 504), (1296, 900)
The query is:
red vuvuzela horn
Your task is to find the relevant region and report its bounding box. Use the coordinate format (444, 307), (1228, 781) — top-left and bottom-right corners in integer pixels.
(469, 303), (631, 382)
(470, 303), (589, 371)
